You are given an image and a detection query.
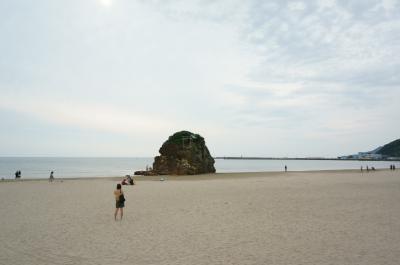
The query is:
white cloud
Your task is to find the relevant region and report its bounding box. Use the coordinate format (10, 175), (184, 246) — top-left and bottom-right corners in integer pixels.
(0, 97), (171, 134)
(288, 1), (306, 11)
(317, 0), (337, 9)
(381, 0), (398, 11)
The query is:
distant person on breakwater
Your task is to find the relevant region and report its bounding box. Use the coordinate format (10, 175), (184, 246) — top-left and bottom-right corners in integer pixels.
(49, 171), (54, 182)
(114, 184), (125, 221)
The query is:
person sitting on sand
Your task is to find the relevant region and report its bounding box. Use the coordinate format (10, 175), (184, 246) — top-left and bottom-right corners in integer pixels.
(121, 177), (128, 185)
(114, 183), (125, 220)
(127, 175), (134, 185)
(121, 175), (135, 185)
(121, 176), (130, 185)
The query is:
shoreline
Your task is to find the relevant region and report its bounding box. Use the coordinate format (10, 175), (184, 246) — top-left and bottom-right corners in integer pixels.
(1, 168), (393, 182)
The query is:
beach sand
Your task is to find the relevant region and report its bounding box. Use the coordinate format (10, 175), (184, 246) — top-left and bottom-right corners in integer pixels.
(1, 170), (400, 265)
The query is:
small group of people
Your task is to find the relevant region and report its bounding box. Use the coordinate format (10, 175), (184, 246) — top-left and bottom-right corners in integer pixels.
(361, 166), (376, 172)
(15, 170), (22, 179)
(390, 165), (396, 170)
(13, 170), (54, 180)
(121, 175), (134, 185)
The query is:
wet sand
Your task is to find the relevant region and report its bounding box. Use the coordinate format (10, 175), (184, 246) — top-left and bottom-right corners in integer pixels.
(1, 170), (399, 265)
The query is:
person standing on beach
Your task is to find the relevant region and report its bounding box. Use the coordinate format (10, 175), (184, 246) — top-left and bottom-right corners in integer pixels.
(285, 165), (287, 172)
(114, 184), (125, 221)
(49, 171), (54, 182)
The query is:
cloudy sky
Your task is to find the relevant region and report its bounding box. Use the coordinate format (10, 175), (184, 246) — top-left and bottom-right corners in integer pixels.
(0, 0), (399, 157)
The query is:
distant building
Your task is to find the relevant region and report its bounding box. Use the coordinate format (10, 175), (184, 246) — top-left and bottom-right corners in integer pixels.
(357, 152), (384, 160)
(339, 151), (387, 160)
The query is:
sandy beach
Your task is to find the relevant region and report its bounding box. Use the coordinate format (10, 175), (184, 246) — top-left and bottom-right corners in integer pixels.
(1, 170), (399, 265)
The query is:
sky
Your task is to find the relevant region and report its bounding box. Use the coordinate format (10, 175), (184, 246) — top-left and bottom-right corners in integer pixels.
(0, 0), (399, 157)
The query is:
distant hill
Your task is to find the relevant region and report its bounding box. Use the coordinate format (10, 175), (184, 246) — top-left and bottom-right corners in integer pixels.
(339, 138), (400, 160)
(376, 139), (400, 157)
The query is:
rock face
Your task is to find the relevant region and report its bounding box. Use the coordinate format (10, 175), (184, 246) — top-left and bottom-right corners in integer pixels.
(153, 131), (216, 175)
(134, 170), (157, 176)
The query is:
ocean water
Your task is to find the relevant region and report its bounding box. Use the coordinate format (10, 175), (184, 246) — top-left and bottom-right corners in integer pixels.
(0, 157), (398, 179)
(0, 157), (151, 179)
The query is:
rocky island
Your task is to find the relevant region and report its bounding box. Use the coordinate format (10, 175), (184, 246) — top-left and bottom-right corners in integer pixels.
(147, 131), (216, 175)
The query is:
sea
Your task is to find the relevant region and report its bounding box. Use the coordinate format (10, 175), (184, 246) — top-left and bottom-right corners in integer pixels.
(0, 157), (398, 180)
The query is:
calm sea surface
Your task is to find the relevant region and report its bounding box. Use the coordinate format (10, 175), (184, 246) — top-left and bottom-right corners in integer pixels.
(0, 157), (398, 179)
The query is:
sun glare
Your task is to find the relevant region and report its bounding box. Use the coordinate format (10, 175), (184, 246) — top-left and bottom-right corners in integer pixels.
(99, 0), (113, 7)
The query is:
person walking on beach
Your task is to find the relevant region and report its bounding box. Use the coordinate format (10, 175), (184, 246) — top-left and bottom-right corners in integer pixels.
(49, 171), (54, 182)
(114, 184), (125, 221)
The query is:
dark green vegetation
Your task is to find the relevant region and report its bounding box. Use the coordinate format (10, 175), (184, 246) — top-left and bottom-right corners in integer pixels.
(167, 131), (204, 145)
(377, 139), (400, 157)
